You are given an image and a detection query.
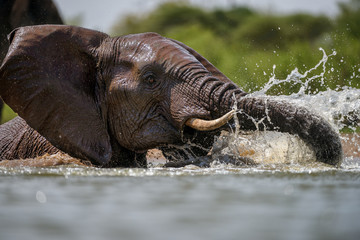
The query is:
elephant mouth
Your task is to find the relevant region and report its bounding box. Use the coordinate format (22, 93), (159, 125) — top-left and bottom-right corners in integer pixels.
(184, 110), (235, 131)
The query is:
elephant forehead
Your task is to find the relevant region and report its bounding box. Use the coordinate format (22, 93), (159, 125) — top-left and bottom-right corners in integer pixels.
(134, 43), (198, 71)
(155, 42), (198, 65)
(145, 37), (198, 62)
(115, 34), (198, 64)
(123, 43), (156, 63)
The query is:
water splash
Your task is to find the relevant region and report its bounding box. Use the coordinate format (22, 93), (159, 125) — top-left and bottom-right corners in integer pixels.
(213, 48), (360, 169)
(256, 48), (337, 96)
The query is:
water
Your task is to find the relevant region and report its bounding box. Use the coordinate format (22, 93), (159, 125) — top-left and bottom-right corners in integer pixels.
(1, 48), (360, 240)
(1, 167), (359, 240)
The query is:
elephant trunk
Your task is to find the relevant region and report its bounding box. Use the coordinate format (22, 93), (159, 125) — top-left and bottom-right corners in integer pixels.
(227, 95), (343, 166)
(188, 77), (342, 165)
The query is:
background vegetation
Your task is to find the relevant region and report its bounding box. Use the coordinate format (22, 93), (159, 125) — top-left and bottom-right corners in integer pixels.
(1, 0), (360, 124)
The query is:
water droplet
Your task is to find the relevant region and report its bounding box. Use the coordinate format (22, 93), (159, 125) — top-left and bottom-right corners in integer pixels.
(36, 191), (47, 203)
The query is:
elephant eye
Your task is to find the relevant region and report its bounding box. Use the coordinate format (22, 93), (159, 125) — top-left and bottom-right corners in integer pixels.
(144, 72), (156, 85)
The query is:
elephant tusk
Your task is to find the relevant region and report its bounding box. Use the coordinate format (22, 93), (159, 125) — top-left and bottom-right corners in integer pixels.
(185, 110), (235, 131)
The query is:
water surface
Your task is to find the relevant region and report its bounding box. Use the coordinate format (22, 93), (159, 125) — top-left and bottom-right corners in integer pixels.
(1, 159), (360, 240)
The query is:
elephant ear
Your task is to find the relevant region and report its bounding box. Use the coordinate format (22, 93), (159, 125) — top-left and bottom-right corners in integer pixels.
(0, 25), (111, 165)
(170, 39), (233, 84)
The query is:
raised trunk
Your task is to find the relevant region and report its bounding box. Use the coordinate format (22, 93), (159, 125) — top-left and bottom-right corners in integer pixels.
(225, 94), (343, 166)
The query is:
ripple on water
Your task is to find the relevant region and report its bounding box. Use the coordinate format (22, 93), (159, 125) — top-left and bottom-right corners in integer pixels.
(0, 153), (358, 177)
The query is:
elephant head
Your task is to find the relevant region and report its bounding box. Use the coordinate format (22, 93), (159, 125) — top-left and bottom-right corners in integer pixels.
(0, 25), (343, 167)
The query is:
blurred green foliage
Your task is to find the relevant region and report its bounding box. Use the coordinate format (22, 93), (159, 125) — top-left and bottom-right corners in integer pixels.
(1, 104), (17, 124)
(111, 0), (360, 94)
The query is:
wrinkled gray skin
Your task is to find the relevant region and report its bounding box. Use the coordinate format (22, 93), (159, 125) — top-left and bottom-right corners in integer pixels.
(0, 0), (63, 121)
(0, 25), (343, 167)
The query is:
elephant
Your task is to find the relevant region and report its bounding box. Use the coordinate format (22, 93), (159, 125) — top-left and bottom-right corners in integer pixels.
(0, 0), (63, 121)
(0, 25), (343, 167)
